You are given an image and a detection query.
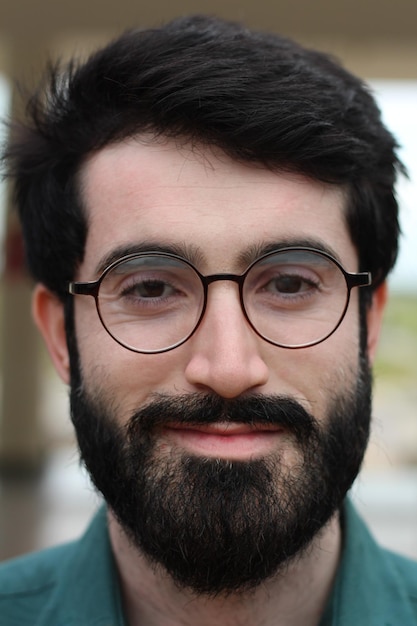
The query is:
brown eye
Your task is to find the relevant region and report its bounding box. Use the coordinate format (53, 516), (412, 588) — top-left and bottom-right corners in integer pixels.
(125, 279), (176, 299)
(268, 275), (314, 294)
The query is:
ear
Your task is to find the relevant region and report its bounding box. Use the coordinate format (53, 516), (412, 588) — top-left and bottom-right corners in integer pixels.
(366, 282), (388, 363)
(32, 284), (71, 385)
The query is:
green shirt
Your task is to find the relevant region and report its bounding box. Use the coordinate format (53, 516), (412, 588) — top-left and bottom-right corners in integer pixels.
(0, 501), (416, 625)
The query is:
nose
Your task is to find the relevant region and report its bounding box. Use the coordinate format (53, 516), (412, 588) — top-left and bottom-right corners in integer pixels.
(184, 282), (269, 398)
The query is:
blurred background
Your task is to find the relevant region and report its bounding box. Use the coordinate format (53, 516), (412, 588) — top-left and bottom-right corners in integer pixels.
(0, 0), (416, 562)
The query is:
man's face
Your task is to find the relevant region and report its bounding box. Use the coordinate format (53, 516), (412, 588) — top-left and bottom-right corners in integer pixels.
(77, 137), (362, 414)
(63, 137), (375, 593)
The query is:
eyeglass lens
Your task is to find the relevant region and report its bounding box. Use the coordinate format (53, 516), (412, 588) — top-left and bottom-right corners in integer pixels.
(95, 249), (350, 353)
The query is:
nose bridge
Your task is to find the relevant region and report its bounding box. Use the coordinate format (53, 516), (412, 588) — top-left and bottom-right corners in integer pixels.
(184, 275), (269, 398)
(203, 272), (246, 318)
(201, 272), (247, 329)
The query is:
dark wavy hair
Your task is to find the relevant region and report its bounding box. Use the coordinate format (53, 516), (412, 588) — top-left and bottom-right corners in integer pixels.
(2, 15), (403, 300)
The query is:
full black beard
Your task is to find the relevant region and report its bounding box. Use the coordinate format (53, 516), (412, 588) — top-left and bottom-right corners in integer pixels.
(69, 354), (372, 596)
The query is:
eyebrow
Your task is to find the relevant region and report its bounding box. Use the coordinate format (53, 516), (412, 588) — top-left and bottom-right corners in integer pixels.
(237, 237), (343, 267)
(94, 241), (204, 276)
(94, 236), (344, 277)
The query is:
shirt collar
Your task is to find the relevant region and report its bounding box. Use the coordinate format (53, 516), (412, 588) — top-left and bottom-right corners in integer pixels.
(52, 505), (126, 626)
(321, 499), (416, 625)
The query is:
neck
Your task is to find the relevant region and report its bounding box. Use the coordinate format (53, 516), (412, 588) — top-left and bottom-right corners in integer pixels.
(108, 510), (341, 626)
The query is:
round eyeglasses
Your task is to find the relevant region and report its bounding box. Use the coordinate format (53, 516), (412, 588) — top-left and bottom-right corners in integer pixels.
(68, 247), (371, 354)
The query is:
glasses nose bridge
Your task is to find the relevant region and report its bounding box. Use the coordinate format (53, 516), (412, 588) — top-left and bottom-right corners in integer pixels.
(202, 271), (246, 312)
(204, 272), (245, 288)
(199, 272), (249, 336)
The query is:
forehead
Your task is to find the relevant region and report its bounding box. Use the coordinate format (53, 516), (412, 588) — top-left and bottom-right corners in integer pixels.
(79, 136), (354, 277)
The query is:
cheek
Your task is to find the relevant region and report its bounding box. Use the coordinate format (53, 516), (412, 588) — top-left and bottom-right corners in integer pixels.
(317, 322), (361, 407)
(273, 307), (361, 418)
(74, 304), (190, 417)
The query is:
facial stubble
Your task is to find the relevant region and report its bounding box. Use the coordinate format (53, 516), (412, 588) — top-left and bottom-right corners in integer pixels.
(69, 353), (372, 596)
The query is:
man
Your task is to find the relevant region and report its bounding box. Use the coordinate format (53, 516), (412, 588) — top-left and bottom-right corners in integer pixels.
(0, 14), (416, 626)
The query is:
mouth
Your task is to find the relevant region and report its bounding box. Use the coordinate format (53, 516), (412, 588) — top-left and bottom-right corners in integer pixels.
(161, 422), (286, 460)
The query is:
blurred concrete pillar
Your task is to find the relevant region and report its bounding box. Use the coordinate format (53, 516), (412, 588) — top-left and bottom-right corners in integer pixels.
(0, 39), (48, 475)
(0, 216), (43, 473)
(0, 31), (106, 475)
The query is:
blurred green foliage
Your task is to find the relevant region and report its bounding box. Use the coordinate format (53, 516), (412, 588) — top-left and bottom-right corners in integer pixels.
(375, 292), (417, 383)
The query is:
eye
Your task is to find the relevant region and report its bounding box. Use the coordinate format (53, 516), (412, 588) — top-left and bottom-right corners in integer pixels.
(123, 278), (178, 300)
(264, 273), (318, 295)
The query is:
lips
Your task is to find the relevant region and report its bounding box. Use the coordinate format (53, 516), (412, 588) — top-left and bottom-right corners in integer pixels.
(168, 421), (282, 434)
(162, 422), (285, 459)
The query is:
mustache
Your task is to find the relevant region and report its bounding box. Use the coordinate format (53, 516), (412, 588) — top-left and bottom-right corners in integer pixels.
(128, 393), (318, 445)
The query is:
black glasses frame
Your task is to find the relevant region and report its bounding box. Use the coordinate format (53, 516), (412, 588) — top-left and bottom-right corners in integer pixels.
(68, 246), (372, 353)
